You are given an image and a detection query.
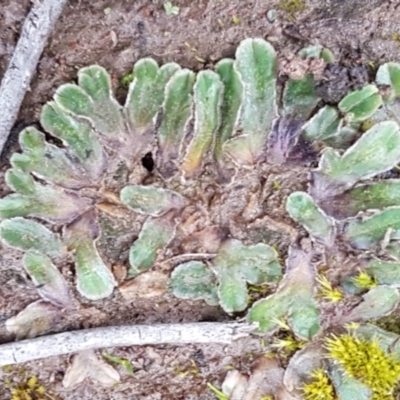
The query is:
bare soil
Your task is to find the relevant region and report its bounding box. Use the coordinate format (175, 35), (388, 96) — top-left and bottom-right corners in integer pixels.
(1, 0), (400, 399)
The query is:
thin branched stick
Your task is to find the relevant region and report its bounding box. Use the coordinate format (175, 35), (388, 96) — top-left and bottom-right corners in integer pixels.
(0, 0), (68, 156)
(0, 322), (255, 366)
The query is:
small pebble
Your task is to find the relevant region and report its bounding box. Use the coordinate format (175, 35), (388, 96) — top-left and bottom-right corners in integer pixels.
(267, 9), (277, 23)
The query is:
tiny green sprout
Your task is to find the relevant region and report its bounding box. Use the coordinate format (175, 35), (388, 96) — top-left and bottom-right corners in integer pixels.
(272, 180), (281, 190)
(302, 368), (335, 400)
(102, 352), (135, 377)
(351, 271), (378, 289)
(164, 1), (179, 16)
(120, 72), (134, 88)
(316, 275), (343, 303)
(326, 334), (400, 399)
(207, 383), (229, 400)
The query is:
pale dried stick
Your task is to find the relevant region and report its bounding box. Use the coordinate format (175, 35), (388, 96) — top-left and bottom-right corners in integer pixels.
(0, 0), (68, 156)
(0, 322), (255, 366)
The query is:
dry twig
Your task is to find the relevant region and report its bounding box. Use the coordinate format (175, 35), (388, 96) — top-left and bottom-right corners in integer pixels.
(0, 322), (255, 366)
(0, 0), (68, 156)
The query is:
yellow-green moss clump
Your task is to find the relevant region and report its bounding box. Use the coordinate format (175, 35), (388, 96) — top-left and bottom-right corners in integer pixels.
(278, 0), (306, 19)
(6, 375), (48, 400)
(303, 368), (336, 400)
(326, 334), (400, 399)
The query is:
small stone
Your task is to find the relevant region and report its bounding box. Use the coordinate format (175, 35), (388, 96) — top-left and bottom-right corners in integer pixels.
(267, 9), (277, 23)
